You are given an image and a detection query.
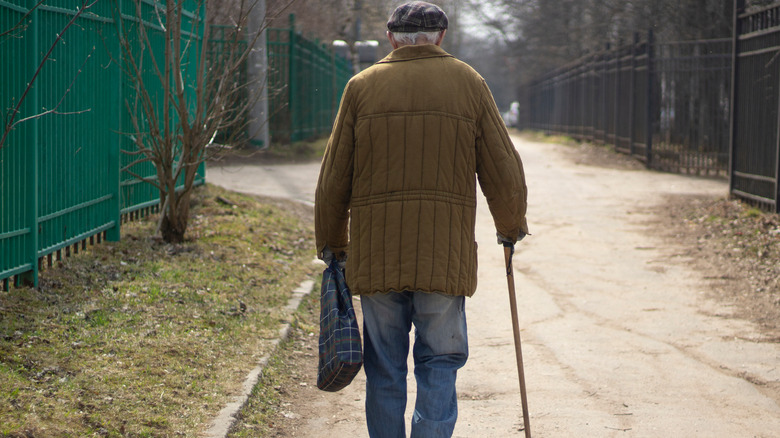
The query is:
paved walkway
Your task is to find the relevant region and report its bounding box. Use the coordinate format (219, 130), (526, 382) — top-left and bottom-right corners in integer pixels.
(208, 135), (780, 437)
(207, 159), (320, 206)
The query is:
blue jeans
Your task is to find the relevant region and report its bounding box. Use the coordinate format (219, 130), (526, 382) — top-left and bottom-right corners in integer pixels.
(360, 291), (469, 438)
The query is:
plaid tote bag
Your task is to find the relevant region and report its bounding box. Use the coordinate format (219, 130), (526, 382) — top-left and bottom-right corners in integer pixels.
(316, 259), (363, 391)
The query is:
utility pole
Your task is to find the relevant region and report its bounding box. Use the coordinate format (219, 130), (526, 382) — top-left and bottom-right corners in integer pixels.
(248, 0), (270, 149)
(354, 0), (362, 42)
(449, 0), (461, 58)
(353, 0), (363, 74)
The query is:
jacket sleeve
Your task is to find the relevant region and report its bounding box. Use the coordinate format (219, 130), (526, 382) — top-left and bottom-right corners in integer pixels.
(315, 81), (356, 258)
(475, 80), (529, 242)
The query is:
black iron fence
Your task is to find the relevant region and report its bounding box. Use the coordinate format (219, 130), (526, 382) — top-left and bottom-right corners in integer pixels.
(521, 0), (780, 214)
(655, 38), (733, 175)
(731, 1), (780, 212)
(519, 33), (732, 178)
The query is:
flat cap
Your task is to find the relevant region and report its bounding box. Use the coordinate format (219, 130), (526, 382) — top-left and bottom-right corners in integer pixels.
(387, 2), (448, 33)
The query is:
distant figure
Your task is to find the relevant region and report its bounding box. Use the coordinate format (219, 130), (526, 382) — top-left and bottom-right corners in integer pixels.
(504, 101), (520, 128)
(315, 2), (529, 437)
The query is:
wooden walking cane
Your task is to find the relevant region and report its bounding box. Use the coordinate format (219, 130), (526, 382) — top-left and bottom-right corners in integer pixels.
(504, 242), (531, 438)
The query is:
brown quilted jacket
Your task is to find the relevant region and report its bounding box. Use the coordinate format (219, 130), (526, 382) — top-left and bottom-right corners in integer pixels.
(315, 44), (528, 296)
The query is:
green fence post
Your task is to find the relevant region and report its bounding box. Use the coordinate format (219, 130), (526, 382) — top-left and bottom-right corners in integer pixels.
(107, 0), (121, 242)
(309, 38), (315, 138)
(22, 0), (41, 288)
(322, 41), (329, 135)
(288, 14), (297, 142)
(332, 51), (338, 124)
(314, 38), (320, 137)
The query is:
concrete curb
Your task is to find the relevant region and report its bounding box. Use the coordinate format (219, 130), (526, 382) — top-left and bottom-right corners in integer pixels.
(204, 278), (316, 438)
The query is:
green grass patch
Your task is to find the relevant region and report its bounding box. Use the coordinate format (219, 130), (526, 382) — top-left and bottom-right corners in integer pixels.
(743, 207), (764, 218)
(0, 184), (318, 437)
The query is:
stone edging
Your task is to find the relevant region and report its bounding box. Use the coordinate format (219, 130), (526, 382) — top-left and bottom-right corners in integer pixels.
(204, 278), (316, 437)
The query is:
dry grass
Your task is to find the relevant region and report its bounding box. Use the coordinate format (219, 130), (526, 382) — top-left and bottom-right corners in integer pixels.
(210, 137), (329, 166)
(515, 129), (578, 146)
(0, 184), (317, 437)
(263, 137), (329, 162)
(658, 195), (780, 336)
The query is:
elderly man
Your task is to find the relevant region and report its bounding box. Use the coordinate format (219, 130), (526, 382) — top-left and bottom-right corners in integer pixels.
(315, 2), (529, 437)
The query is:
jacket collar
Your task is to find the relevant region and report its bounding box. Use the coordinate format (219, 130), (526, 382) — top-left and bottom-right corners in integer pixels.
(376, 44), (453, 64)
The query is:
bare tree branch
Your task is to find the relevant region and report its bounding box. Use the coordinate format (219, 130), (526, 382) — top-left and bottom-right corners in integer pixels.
(5, 44), (96, 129)
(0, 0), (46, 39)
(120, 167), (164, 191)
(111, 0), (297, 242)
(1, 0), (98, 150)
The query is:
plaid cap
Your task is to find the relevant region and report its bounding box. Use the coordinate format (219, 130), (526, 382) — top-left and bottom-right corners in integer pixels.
(387, 2), (448, 33)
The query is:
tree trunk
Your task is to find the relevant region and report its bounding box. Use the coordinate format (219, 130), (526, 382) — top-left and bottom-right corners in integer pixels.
(159, 188), (191, 243)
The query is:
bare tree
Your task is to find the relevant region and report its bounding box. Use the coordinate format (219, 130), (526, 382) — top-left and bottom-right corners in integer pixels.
(112, 0), (285, 243)
(264, 0), (397, 62)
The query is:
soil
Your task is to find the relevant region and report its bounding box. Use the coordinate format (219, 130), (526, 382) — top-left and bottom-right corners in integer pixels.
(210, 135), (780, 437)
(655, 195), (780, 337)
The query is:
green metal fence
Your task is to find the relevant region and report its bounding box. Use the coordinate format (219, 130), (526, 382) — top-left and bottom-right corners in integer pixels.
(208, 24), (249, 145)
(266, 15), (353, 144)
(1, 0), (205, 289)
(2, 6), (350, 289)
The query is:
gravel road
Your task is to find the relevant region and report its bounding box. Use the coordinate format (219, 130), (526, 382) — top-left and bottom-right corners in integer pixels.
(207, 135), (780, 437)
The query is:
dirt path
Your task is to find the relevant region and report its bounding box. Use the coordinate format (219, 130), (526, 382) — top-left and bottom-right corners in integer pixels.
(208, 135), (780, 437)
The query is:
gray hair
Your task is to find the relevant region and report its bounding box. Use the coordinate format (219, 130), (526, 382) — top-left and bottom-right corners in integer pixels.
(390, 30), (443, 46)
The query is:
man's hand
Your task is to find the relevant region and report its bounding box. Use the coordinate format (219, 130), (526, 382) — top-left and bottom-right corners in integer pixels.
(321, 246), (347, 269)
(496, 232), (526, 245)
